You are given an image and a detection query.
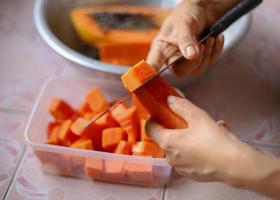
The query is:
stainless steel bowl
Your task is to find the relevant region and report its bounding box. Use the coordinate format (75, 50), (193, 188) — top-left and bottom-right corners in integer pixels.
(34, 0), (251, 78)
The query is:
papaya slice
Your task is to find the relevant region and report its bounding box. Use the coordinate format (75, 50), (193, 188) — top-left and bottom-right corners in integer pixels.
(57, 119), (79, 146)
(114, 140), (132, 155)
(132, 94), (150, 119)
(132, 141), (164, 158)
(70, 6), (170, 46)
(102, 127), (126, 151)
(85, 157), (103, 180)
(49, 98), (74, 120)
(125, 163), (154, 183)
(70, 138), (93, 150)
(85, 87), (108, 113)
(121, 60), (188, 129)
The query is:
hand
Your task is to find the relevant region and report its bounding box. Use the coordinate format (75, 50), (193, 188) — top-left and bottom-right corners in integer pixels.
(145, 96), (280, 199)
(147, 0), (234, 76)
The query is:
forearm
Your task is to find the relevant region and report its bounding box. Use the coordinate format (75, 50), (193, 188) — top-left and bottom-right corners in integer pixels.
(225, 138), (280, 198)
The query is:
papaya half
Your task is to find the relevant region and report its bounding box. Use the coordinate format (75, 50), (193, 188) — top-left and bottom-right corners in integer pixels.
(70, 5), (171, 65)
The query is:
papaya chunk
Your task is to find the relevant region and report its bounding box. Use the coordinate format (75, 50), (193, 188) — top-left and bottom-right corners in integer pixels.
(85, 87), (108, 113)
(58, 119), (79, 146)
(70, 138), (93, 150)
(111, 105), (139, 144)
(132, 141), (164, 158)
(49, 98), (74, 120)
(103, 159), (125, 180)
(77, 100), (92, 116)
(121, 60), (188, 129)
(47, 124), (61, 145)
(132, 94), (150, 119)
(125, 163), (154, 183)
(85, 157), (103, 180)
(98, 42), (151, 66)
(114, 140), (131, 155)
(102, 127), (125, 151)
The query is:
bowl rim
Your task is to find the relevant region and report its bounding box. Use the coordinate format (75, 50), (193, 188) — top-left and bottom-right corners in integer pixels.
(33, 0), (251, 75)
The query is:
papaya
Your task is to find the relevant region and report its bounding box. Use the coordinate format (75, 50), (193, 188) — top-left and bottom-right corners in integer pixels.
(121, 60), (188, 129)
(102, 127), (126, 151)
(70, 6), (170, 46)
(49, 98), (74, 120)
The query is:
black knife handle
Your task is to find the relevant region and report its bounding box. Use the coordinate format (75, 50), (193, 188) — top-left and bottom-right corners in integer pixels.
(210, 0), (263, 37)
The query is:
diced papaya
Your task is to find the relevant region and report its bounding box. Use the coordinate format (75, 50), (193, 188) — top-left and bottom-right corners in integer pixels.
(83, 112), (98, 120)
(114, 140), (131, 155)
(97, 113), (119, 128)
(77, 100), (92, 116)
(125, 163), (154, 183)
(47, 121), (60, 138)
(47, 124), (61, 145)
(85, 87), (108, 113)
(132, 141), (164, 158)
(140, 119), (153, 142)
(111, 105), (139, 144)
(121, 60), (188, 129)
(132, 94), (150, 119)
(70, 117), (105, 150)
(70, 138), (93, 150)
(57, 119), (79, 146)
(49, 97), (74, 120)
(98, 42), (151, 66)
(84, 157), (103, 180)
(103, 159), (125, 180)
(102, 127), (126, 151)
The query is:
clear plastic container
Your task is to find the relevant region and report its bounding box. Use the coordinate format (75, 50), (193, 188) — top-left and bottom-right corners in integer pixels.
(25, 77), (171, 187)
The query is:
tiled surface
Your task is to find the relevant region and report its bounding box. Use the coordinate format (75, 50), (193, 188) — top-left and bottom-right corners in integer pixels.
(0, 113), (27, 200)
(0, 0), (280, 200)
(0, 0), (66, 111)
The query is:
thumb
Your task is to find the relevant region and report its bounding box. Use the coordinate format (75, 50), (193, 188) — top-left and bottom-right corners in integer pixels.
(177, 19), (200, 60)
(167, 96), (206, 124)
(145, 117), (178, 150)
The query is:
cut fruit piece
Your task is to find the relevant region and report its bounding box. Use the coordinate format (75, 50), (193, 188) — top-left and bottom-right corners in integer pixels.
(103, 159), (125, 180)
(49, 98), (74, 120)
(97, 113), (119, 128)
(70, 6), (170, 46)
(102, 127), (125, 151)
(77, 100), (92, 116)
(114, 140), (131, 155)
(132, 94), (150, 119)
(85, 87), (108, 113)
(111, 105), (139, 144)
(140, 119), (153, 142)
(83, 112), (98, 120)
(84, 157), (103, 180)
(47, 124), (61, 145)
(47, 121), (61, 138)
(71, 117), (105, 150)
(125, 163), (154, 183)
(58, 119), (79, 146)
(132, 141), (164, 158)
(121, 60), (188, 129)
(70, 138), (93, 150)
(98, 42), (151, 65)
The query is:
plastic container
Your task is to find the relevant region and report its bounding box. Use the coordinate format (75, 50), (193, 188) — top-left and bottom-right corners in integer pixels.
(25, 77), (171, 187)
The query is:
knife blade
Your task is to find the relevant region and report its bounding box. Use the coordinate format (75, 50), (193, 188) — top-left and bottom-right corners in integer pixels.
(79, 0), (262, 133)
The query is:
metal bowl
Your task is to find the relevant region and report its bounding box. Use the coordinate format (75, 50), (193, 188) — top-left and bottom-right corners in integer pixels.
(34, 0), (251, 77)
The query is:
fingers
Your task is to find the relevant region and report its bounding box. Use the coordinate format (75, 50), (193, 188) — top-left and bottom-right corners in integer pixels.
(146, 39), (166, 71)
(145, 117), (182, 150)
(167, 96), (206, 123)
(177, 19), (200, 60)
(210, 34), (224, 64)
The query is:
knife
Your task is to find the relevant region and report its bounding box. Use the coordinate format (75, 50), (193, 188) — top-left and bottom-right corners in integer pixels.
(79, 0), (263, 132)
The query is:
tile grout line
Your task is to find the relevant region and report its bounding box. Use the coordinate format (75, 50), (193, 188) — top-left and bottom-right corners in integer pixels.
(162, 185), (167, 200)
(0, 107), (30, 116)
(3, 145), (28, 200)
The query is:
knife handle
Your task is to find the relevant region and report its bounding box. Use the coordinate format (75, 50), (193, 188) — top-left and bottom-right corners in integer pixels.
(210, 0), (263, 37)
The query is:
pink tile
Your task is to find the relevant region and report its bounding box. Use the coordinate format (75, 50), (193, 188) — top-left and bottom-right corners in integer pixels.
(6, 148), (164, 200)
(165, 177), (271, 200)
(0, 0), (67, 111)
(0, 112), (27, 199)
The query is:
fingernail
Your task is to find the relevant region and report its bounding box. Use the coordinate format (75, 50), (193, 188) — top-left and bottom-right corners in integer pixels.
(185, 45), (197, 58)
(167, 95), (177, 105)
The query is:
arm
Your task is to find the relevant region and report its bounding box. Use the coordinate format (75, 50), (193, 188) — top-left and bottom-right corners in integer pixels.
(146, 96), (280, 199)
(147, 0), (240, 75)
